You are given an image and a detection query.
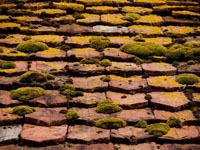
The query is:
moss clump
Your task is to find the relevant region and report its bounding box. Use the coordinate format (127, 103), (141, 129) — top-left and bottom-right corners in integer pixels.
(176, 73), (199, 85)
(89, 36), (110, 52)
(166, 116), (182, 128)
(167, 42), (200, 62)
(120, 42), (167, 58)
(95, 118), (127, 129)
(192, 107), (200, 119)
(100, 76), (111, 82)
(0, 59), (16, 69)
(19, 71), (55, 83)
(147, 123), (170, 137)
(135, 120), (148, 128)
(145, 94), (152, 101)
(59, 83), (83, 98)
(12, 105), (35, 116)
(187, 60), (197, 65)
(16, 40), (48, 53)
(65, 110), (79, 123)
(10, 87), (45, 101)
(80, 58), (100, 64)
(122, 13), (140, 22)
(99, 59), (112, 67)
(23, 36), (31, 41)
(0, 48), (3, 53)
(134, 34), (145, 42)
(96, 99), (122, 114)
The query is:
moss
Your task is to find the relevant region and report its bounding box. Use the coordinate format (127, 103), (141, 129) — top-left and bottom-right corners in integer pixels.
(10, 87), (45, 101)
(60, 83), (75, 91)
(134, 34), (145, 42)
(99, 59), (112, 67)
(65, 110), (79, 123)
(176, 73), (199, 85)
(12, 105), (35, 116)
(0, 48), (3, 53)
(0, 59), (16, 69)
(73, 12), (85, 19)
(135, 120), (148, 128)
(23, 36), (31, 41)
(145, 94), (152, 101)
(167, 116), (182, 128)
(16, 40), (48, 53)
(120, 42), (167, 58)
(95, 118), (127, 129)
(80, 58), (100, 64)
(187, 60), (197, 65)
(96, 99), (122, 114)
(19, 71), (55, 83)
(59, 83), (83, 98)
(122, 13), (140, 22)
(29, 24), (39, 29)
(89, 36), (110, 52)
(192, 107), (200, 119)
(100, 76), (111, 82)
(147, 123), (170, 137)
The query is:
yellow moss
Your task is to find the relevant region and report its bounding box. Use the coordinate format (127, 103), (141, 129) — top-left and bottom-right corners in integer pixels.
(0, 23), (21, 29)
(8, 116), (17, 120)
(0, 15), (8, 21)
(0, 47), (27, 57)
(193, 93), (200, 102)
(76, 0), (102, 5)
(32, 35), (64, 45)
(172, 10), (200, 17)
(24, 2), (48, 9)
(71, 48), (96, 58)
(101, 14), (129, 25)
(86, 6), (118, 13)
(52, 15), (74, 22)
(103, 0), (129, 5)
(176, 110), (196, 121)
(66, 36), (92, 45)
(54, 2), (84, 11)
(0, 4), (16, 9)
(108, 36), (133, 45)
(128, 25), (163, 35)
(134, 0), (166, 5)
(122, 6), (152, 15)
(33, 9), (66, 15)
(42, 62), (62, 70)
(162, 26), (195, 35)
(14, 16), (42, 22)
(39, 48), (61, 57)
(77, 13), (100, 24)
(153, 5), (186, 11)
(162, 92), (187, 100)
(135, 15), (164, 25)
(149, 76), (180, 87)
(143, 37), (172, 45)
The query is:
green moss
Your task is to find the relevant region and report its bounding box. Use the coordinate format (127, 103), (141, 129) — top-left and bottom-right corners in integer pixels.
(12, 105), (35, 116)
(166, 116), (182, 128)
(96, 99), (122, 114)
(29, 24), (39, 29)
(19, 71), (55, 83)
(176, 73), (199, 85)
(122, 13), (140, 22)
(100, 76), (111, 82)
(0, 59), (16, 69)
(99, 59), (112, 67)
(0, 48), (3, 53)
(187, 60), (197, 65)
(16, 40), (48, 53)
(95, 118), (127, 129)
(80, 58), (100, 64)
(60, 83), (75, 91)
(89, 36), (110, 52)
(135, 120), (148, 128)
(120, 42), (167, 58)
(23, 36), (31, 41)
(59, 83), (83, 98)
(65, 110), (79, 123)
(147, 123), (170, 137)
(134, 34), (145, 42)
(192, 107), (200, 119)
(10, 87), (45, 101)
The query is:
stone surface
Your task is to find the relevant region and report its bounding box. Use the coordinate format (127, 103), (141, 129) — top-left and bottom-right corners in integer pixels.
(69, 143), (114, 150)
(177, 63), (200, 75)
(25, 108), (66, 126)
(67, 63), (105, 76)
(72, 75), (108, 92)
(77, 13), (100, 25)
(193, 93), (200, 104)
(101, 14), (130, 25)
(0, 34), (24, 46)
(103, 48), (135, 61)
(114, 108), (154, 123)
(31, 35), (64, 46)
(106, 62), (142, 76)
(108, 36), (133, 46)
(111, 126), (153, 144)
(114, 142), (159, 150)
(159, 126), (200, 141)
(0, 125), (22, 144)
(142, 63), (177, 76)
(65, 36), (91, 47)
(93, 25), (129, 34)
(21, 26), (57, 34)
(0, 108), (22, 125)
(21, 124), (67, 146)
(0, 91), (21, 107)
(106, 91), (148, 109)
(161, 144), (200, 150)
(57, 25), (93, 35)
(109, 75), (148, 93)
(150, 92), (190, 111)
(30, 61), (67, 75)
(29, 90), (66, 107)
(147, 76), (185, 91)
(67, 48), (101, 60)
(67, 125), (110, 144)
(70, 92), (106, 107)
